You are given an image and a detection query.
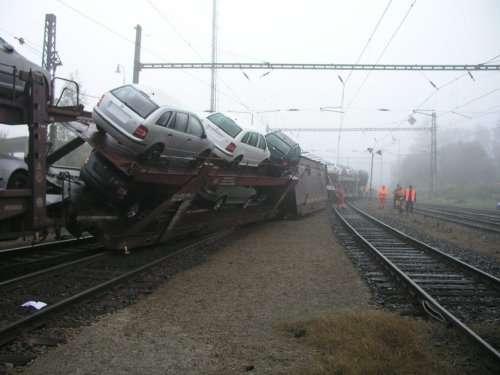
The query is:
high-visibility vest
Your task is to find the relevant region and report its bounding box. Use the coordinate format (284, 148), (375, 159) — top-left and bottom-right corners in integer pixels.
(378, 187), (388, 198)
(405, 189), (416, 202)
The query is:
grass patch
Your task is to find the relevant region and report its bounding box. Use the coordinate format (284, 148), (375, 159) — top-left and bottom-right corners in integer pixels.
(283, 310), (451, 375)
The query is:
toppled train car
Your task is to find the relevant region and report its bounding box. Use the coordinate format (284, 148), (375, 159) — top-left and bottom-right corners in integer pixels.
(282, 156), (328, 217)
(0, 49), (328, 249)
(326, 164), (368, 199)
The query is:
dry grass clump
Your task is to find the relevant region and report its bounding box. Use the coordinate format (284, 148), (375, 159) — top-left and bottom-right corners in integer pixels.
(284, 309), (451, 375)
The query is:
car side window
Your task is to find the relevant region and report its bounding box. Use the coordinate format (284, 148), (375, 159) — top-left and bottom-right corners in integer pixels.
(187, 115), (204, 137)
(170, 112), (189, 133)
(248, 132), (259, 147)
(241, 132), (251, 144)
(258, 135), (267, 150)
(156, 111), (172, 127)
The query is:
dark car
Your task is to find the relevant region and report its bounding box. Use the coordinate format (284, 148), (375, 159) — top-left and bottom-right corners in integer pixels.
(265, 130), (301, 168)
(0, 36), (50, 99)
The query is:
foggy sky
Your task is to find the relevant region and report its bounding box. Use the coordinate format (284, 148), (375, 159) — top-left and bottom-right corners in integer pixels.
(1, 0), (500, 186)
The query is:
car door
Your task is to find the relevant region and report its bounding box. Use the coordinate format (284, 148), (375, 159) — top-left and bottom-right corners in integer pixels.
(257, 134), (269, 161)
(151, 109), (174, 155)
(238, 131), (252, 165)
(185, 114), (207, 157)
(243, 132), (259, 166)
(164, 111), (191, 159)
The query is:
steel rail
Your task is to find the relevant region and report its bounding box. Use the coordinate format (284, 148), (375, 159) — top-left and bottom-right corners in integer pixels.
(0, 235), (94, 256)
(420, 203), (500, 217)
(335, 204), (500, 361)
(416, 206), (500, 225)
(0, 230), (230, 347)
(419, 204), (500, 221)
(0, 251), (107, 288)
(349, 204), (500, 286)
(414, 207), (500, 234)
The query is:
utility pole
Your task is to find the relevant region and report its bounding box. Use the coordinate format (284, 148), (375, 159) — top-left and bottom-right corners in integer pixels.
(430, 111), (437, 194)
(412, 109), (437, 196)
(42, 13), (62, 151)
(42, 13), (62, 103)
(367, 148), (382, 200)
(133, 25), (142, 84)
(210, 0), (218, 112)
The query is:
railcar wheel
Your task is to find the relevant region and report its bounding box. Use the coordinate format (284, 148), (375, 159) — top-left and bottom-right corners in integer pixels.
(7, 170), (30, 189)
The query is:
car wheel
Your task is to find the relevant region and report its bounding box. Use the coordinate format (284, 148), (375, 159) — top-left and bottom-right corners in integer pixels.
(7, 170), (30, 189)
(230, 155), (243, 167)
(213, 195), (227, 211)
(141, 143), (164, 162)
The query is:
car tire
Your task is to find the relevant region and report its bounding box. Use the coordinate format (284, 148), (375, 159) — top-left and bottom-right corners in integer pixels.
(141, 143), (164, 162)
(230, 155), (243, 167)
(213, 195), (227, 211)
(7, 170), (30, 189)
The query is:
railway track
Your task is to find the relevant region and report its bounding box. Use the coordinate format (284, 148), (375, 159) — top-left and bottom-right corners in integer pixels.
(335, 204), (500, 361)
(414, 204), (500, 234)
(0, 230), (229, 347)
(0, 236), (101, 282)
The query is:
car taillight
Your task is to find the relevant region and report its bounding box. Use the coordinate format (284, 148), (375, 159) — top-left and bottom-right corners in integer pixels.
(133, 124), (148, 139)
(225, 142), (236, 153)
(97, 95), (105, 107)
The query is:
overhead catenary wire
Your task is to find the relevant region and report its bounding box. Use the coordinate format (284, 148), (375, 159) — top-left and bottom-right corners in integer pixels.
(55, 0), (252, 112)
(344, 0), (393, 85)
(414, 51), (500, 110)
(346, 0), (418, 110)
(146, 0), (253, 113)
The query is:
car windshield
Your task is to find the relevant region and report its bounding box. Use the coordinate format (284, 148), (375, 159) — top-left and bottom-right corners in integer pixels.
(111, 85), (159, 118)
(266, 133), (292, 156)
(275, 131), (297, 147)
(207, 113), (242, 138)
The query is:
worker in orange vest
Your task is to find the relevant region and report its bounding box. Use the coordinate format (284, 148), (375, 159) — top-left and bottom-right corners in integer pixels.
(404, 185), (417, 213)
(335, 184), (347, 209)
(377, 185), (389, 209)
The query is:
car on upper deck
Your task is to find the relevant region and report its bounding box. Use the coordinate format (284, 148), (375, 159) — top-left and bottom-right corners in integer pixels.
(93, 84), (213, 164)
(0, 36), (50, 99)
(265, 130), (301, 169)
(201, 112), (270, 167)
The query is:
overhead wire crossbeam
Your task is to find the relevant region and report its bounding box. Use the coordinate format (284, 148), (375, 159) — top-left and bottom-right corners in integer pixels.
(271, 127), (430, 132)
(139, 62), (500, 71)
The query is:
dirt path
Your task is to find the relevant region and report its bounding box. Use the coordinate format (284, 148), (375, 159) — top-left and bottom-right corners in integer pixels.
(24, 211), (370, 375)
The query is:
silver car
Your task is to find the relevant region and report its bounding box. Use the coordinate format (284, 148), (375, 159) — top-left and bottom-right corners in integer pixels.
(93, 85), (213, 163)
(0, 154), (29, 189)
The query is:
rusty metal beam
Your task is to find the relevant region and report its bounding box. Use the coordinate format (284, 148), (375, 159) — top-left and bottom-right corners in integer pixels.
(47, 136), (85, 166)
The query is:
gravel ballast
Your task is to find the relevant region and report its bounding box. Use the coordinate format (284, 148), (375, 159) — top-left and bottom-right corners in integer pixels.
(23, 211), (370, 375)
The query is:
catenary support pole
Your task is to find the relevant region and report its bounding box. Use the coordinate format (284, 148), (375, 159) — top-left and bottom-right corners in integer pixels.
(133, 25), (142, 84)
(210, 0), (218, 112)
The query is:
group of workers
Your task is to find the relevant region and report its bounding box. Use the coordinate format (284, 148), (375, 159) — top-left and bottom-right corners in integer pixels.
(378, 184), (416, 213)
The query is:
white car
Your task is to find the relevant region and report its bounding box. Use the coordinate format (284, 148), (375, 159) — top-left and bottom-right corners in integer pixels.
(93, 85), (213, 163)
(202, 112), (270, 167)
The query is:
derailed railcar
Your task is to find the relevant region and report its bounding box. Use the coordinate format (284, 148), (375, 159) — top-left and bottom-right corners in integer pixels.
(283, 156), (328, 217)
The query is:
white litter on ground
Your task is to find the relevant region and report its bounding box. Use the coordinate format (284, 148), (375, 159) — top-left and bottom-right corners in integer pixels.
(21, 301), (47, 310)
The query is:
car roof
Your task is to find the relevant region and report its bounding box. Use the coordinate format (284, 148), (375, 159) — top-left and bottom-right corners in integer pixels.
(201, 112), (267, 134)
(110, 84), (185, 109)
